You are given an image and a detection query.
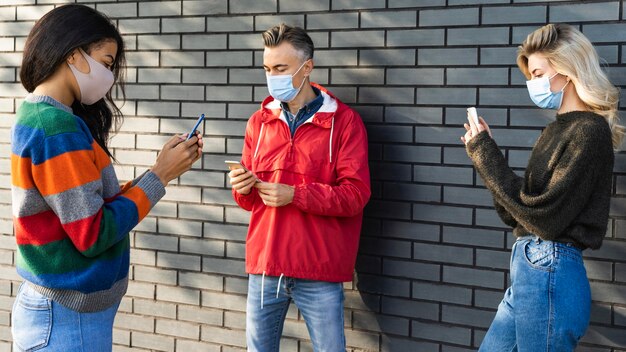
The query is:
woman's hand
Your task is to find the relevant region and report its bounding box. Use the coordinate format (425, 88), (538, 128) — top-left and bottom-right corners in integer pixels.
(151, 133), (204, 186)
(461, 113), (492, 145)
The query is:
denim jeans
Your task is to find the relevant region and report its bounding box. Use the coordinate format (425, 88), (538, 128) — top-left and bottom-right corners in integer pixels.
(12, 282), (119, 352)
(246, 274), (346, 352)
(479, 236), (591, 352)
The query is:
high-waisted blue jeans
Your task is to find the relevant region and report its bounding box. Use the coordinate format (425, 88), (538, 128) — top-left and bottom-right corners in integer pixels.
(479, 236), (591, 352)
(11, 282), (119, 352)
(246, 274), (346, 352)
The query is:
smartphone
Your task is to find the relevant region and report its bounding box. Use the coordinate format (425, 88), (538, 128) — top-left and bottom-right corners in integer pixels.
(186, 114), (205, 140)
(467, 107), (480, 126)
(225, 160), (249, 172)
(225, 160), (262, 183)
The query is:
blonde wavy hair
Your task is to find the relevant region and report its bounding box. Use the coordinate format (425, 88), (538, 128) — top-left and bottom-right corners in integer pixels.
(517, 23), (624, 148)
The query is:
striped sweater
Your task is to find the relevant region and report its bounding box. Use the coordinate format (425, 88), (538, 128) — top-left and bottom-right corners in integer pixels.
(11, 95), (165, 312)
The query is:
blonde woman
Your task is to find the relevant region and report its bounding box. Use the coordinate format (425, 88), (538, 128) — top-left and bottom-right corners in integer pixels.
(461, 23), (621, 351)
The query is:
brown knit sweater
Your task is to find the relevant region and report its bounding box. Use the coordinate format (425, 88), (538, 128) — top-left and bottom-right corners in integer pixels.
(466, 111), (614, 250)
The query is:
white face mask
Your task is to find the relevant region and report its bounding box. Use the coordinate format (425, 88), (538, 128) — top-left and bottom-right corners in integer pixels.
(68, 48), (115, 105)
(526, 72), (570, 110)
(266, 60), (308, 103)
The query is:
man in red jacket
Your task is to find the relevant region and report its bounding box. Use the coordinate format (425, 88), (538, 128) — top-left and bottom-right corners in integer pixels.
(229, 24), (371, 351)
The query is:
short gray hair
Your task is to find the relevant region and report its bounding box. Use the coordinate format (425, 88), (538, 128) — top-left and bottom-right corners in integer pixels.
(262, 23), (314, 61)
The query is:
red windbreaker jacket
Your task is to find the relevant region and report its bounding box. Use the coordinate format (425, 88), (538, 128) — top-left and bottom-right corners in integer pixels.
(232, 83), (371, 282)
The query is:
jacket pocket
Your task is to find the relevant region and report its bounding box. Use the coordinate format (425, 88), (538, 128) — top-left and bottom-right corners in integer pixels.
(12, 285), (52, 351)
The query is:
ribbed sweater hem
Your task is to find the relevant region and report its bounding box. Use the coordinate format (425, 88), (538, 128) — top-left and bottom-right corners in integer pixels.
(26, 277), (128, 313)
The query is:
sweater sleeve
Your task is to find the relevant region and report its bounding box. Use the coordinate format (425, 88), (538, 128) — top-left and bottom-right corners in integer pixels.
(290, 112), (371, 217)
(466, 129), (608, 240)
(32, 132), (165, 257)
(120, 170), (147, 192)
(494, 199), (519, 228)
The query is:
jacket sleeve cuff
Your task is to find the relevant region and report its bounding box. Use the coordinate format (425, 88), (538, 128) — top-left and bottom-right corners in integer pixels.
(291, 184), (306, 209)
(232, 187), (257, 209)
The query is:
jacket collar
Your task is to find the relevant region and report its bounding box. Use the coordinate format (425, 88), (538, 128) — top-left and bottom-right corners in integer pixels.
(260, 83), (338, 128)
(280, 86), (324, 119)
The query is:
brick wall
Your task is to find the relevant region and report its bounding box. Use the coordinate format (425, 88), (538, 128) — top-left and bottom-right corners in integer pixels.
(1, 0), (625, 351)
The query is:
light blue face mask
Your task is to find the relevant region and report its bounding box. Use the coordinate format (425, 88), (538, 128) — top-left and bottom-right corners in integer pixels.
(266, 60), (308, 102)
(526, 72), (570, 110)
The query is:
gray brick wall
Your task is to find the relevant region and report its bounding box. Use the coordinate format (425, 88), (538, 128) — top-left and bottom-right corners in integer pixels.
(0, 1), (625, 351)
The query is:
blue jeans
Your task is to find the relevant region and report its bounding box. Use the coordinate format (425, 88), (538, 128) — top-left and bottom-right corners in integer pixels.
(246, 274), (346, 352)
(479, 236), (591, 352)
(12, 283), (119, 352)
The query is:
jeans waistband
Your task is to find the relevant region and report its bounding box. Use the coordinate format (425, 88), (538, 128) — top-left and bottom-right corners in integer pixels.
(518, 235), (583, 255)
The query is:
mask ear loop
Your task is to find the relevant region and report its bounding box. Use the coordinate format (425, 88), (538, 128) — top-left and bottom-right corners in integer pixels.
(290, 60), (311, 97)
(67, 51), (84, 109)
(560, 77), (570, 92)
(548, 72), (560, 80)
(554, 75), (570, 109)
(297, 59), (312, 80)
(291, 59), (310, 78)
(294, 74), (308, 92)
(548, 72), (570, 94)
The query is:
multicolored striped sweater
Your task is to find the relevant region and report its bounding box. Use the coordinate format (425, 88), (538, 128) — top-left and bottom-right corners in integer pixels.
(11, 95), (165, 312)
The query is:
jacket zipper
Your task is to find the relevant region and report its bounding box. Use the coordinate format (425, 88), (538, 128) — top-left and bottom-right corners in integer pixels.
(287, 122), (301, 162)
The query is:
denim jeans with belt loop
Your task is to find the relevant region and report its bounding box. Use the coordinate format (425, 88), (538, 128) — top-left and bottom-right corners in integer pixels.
(246, 274), (346, 352)
(11, 282), (119, 352)
(479, 235), (591, 352)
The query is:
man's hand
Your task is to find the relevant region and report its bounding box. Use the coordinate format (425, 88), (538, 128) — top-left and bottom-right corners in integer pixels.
(229, 168), (257, 195)
(255, 182), (294, 207)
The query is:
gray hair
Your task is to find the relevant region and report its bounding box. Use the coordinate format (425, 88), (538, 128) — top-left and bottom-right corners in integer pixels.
(262, 23), (314, 61)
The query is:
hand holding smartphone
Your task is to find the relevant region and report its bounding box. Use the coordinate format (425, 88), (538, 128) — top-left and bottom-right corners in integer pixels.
(225, 160), (262, 183)
(462, 107), (492, 143)
(186, 114), (205, 140)
(225, 160), (249, 172)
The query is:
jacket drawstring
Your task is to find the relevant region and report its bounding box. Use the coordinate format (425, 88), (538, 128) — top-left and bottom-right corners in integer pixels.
(260, 272), (285, 309)
(254, 123), (265, 160)
(329, 117), (334, 163)
(276, 274), (284, 298)
(260, 271), (266, 309)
